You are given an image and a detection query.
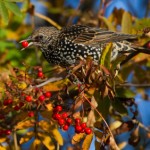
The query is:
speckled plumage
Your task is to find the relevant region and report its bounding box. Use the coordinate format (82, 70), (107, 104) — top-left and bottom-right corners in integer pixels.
(23, 25), (148, 67)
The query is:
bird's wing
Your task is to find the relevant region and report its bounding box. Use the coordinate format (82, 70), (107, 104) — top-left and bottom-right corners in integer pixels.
(60, 25), (137, 45)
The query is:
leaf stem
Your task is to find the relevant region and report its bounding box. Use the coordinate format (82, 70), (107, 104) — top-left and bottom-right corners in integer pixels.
(13, 130), (19, 150)
(83, 95), (120, 150)
(34, 12), (61, 29)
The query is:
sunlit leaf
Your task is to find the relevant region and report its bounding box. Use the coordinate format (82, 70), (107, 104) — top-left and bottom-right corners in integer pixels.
(72, 133), (85, 145)
(100, 43), (112, 69)
(50, 125), (63, 146)
(82, 134), (93, 150)
(38, 120), (51, 133)
(30, 138), (41, 150)
(0, 137), (7, 143)
(15, 120), (35, 130)
(110, 121), (122, 131)
(38, 120), (63, 145)
(0, 146), (7, 150)
(20, 131), (34, 144)
(43, 79), (69, 91)
(4, 1), (22, 17)
(100, 17), (116, 31)
(0, 1), (9, 24)
(38, 132), (55, 150)
(45, 103), (53, 111)
(121, 11), (132, 33)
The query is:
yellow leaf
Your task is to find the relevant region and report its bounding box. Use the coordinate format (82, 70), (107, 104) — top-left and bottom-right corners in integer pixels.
(121, 11), (132, 34)
(30, 138), (41, 150)
(43, 79), (69, 91)
(45, 103), (53, 111)
(82, 134), (93, 150)
(15, 120), (35, 130)
(0, 146), (7, 150)
(50, 126), (63, 146)
(100, 17), (116, 31)
(0, 137), (7, 143)
(38, 120), (63, 145)
(100, 43), (112, 69)
(38, 132), (55, 150)
(17, 81), (27, 90)
(38, 120), (51, 132)
(19, 131), (34, 144)
(72, 133), (85, 145)
(110, 121), (122, 131)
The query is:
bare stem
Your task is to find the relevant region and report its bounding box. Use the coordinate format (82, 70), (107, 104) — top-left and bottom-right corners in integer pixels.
(117, 83), (150, 87)
(13, 130), (19, 150)
(83, 95), (120, 150)
(34, 12), (61, 29)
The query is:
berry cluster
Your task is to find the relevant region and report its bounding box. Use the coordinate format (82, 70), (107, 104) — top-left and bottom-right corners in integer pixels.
(52, 105), (92, 134)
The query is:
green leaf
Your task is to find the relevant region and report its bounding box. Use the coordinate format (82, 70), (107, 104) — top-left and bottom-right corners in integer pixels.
(94, 90), (110, 118)
(100, 43), (112, 69)
(121, 11), (132, 33)
(4, 1), (22, 17)
(0, 1), (9, 24)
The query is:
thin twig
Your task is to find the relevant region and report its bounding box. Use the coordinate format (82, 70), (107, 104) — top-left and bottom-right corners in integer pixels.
(83, 95), (120, 150)
(34, 12), (61, 29)
(13, 130), (19, 150)
(117, 83), (150, 88)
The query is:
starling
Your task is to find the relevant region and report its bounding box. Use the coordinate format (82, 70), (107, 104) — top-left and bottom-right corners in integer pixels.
(21, 25), (150, 67)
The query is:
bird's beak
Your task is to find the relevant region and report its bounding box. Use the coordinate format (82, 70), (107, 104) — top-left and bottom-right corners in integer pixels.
(20, 36), (33, 51)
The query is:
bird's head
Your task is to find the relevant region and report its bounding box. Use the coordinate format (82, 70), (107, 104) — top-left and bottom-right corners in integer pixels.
(20, 27), (59, 51)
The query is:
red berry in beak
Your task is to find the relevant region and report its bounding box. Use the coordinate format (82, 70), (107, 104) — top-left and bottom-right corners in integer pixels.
(21, 41), (29, 48)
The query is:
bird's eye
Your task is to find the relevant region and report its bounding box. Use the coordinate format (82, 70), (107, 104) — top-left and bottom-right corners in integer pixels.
(38, 35), (43, 39)
(35, 35), (43, 41)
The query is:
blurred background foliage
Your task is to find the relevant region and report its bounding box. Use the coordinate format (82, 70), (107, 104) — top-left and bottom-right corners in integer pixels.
(0, 0), (150, 150)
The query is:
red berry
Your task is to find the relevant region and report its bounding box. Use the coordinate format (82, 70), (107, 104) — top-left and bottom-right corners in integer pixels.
(81, 123), (87, 129)
(38, 95), (45, 102)
(55, 105), (63, 112)
(81, 129), (85, 133)
(66, 118), (72, 125)
(14, 105), (20, 111)
(52, 113), (61, 120)
(75, 125), (82, 133)
(44, 91), (52, 98)
(63, 124), (69, 131)
(28, 111), (34, 117)
(5, 130), (11, 135)
(3, 99), (13, 106)
(21, 41), (28, 48)
(61, 112), (68, 119)
(37, 71), (43, 78)
(19, 102), (24, 107)
(58, 118), (65, 126)
(75, 118), (81, 124)
(25, 96), (32, 102)
(84, 127), (92, 134)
